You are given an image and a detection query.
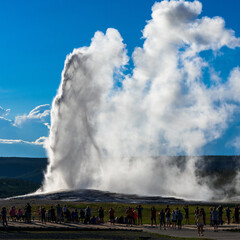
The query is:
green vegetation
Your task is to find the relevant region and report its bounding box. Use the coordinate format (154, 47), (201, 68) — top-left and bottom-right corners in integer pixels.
(1, 201), (235, 226)
(0, 178), (40, 198)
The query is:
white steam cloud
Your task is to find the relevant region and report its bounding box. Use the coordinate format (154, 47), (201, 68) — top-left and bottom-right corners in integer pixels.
(42, 0), (240, 200)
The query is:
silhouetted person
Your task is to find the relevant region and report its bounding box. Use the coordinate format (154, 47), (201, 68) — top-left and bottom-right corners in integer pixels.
(25, 203), (32, 223)
(71, 209), (78, 222)
(63, 205), (67, 220)
(165, 207), (171, 228)
(194, 206), (199, 224)
(109, 207), (115, 225)
(225, 207), (231, 224)
(209, 207), (213, 226)
(218, 205), (223, 225)
(201, 208), (206, 225)
(212, 207), (219, 232)
(172, 210), (177, 229)
(197, 209), (204, 236)
(80, 209), (85, 223)
(126, 207), (133, 226)
(98, 207), (104, 223)
(50, 206), (56, 222)
(56, 204), (62, 223)
(159, 209), (166, 230)
(1, 207), (8, 227)
(234, 205), (239, 224)
(41, 207), (46, 224)
(17, 208), (24, 221)
(151, 206), (157, 226)
(136, 205), (143, 225)
(183, 205), (189, 224)
(85, 206), (91, 224)
(10, 206), (17, 221)
(90, 215), (97, 224)
(177, 210), (183, 230)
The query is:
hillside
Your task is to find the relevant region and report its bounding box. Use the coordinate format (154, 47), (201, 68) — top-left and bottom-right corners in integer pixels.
(0, 156), (239, 198)
(0, 157), (47, 183)
(0, 178), (40, 198)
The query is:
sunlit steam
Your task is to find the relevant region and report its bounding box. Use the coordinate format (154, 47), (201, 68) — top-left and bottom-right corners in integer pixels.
(42, 0), (240, 200)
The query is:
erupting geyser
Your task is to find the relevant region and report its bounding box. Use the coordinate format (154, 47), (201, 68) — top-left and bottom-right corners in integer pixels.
(42, 0), (240, 200)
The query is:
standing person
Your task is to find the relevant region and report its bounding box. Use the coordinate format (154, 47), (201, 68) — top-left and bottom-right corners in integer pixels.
(183, 205), (189, 224)
(85, 206), (91, 224)
(234, 205), (239, 224)
(109, 208), (115, 225)
(72, 209), (78, 222)
(1, 207), (8, 227)
(126, 207), (133, 226)
(177, 210), (183, 230)
(50, 206), (56, 222)
(171, 210), (177, 229)
(98, 207), (104, 223)
(218, 205), (223, 225)
(63, 205), (67, 220)
(212, 207), (219, 232)
(25, 203), (32, 223)
(197, 210), (204, 236)
(9, 206), (17, 221)
(225, 207), (231, 224)
(136, 205), (143, 225)
(194, 206), (199, 224)
(201, 208), (206, 225)
(17, 208), (24, 221)
(151, 206), (157, 226)
(80, 209), (85, 223)
(165, 208), (171, 228)
(159, 209), (166, 230)
(165, 205), (170, 214)
(41, 207), (46, 224)
(209, 207), (213, 226)
(56, 204), (62, 223)
(133, 208), (137, 225)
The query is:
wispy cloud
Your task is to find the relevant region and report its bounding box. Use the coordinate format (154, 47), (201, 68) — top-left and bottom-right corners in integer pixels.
(0, 105), (50, 157)
(0, 136), (47, 145)
(14, 104), (50, 127)
(0, 106), (10, 117)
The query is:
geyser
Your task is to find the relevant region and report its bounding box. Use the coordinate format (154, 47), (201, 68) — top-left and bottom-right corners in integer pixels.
(42, 0), (240, 200)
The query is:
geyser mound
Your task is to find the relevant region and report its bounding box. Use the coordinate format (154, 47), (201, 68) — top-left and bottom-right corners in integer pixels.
(42, 0), (240, 200)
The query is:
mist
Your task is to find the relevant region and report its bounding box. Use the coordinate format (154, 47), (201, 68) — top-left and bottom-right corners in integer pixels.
(41, 0), (240, 200)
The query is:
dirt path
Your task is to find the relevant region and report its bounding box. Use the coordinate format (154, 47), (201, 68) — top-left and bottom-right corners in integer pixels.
(1, 220), (240, 240)
(144, 224), (240, 240)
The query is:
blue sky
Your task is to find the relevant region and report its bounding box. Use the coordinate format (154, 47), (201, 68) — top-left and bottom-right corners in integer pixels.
(0, 0), (240, 157)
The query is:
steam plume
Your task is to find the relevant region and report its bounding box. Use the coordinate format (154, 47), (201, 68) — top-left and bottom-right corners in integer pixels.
(42, 0), (240, 200)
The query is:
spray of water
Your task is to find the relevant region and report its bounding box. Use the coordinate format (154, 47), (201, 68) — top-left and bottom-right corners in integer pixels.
(42, 0), (240, 200)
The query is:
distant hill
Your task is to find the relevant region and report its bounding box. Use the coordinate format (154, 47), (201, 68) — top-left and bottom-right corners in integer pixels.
(0, 156), (239, 198)
(0, 178), (40, 198)
(0, 157), (47, 184)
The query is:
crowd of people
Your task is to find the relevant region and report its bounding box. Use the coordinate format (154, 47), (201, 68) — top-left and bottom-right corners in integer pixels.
(1, 203), (239, 234)
(0, 203), (32, 227)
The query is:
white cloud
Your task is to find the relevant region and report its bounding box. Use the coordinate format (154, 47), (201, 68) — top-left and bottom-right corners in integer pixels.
(14, 104), (50, 128)
(0, 136), (47, 146)
(0, 105), (50, 157)
(0, 106), (10, 117)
